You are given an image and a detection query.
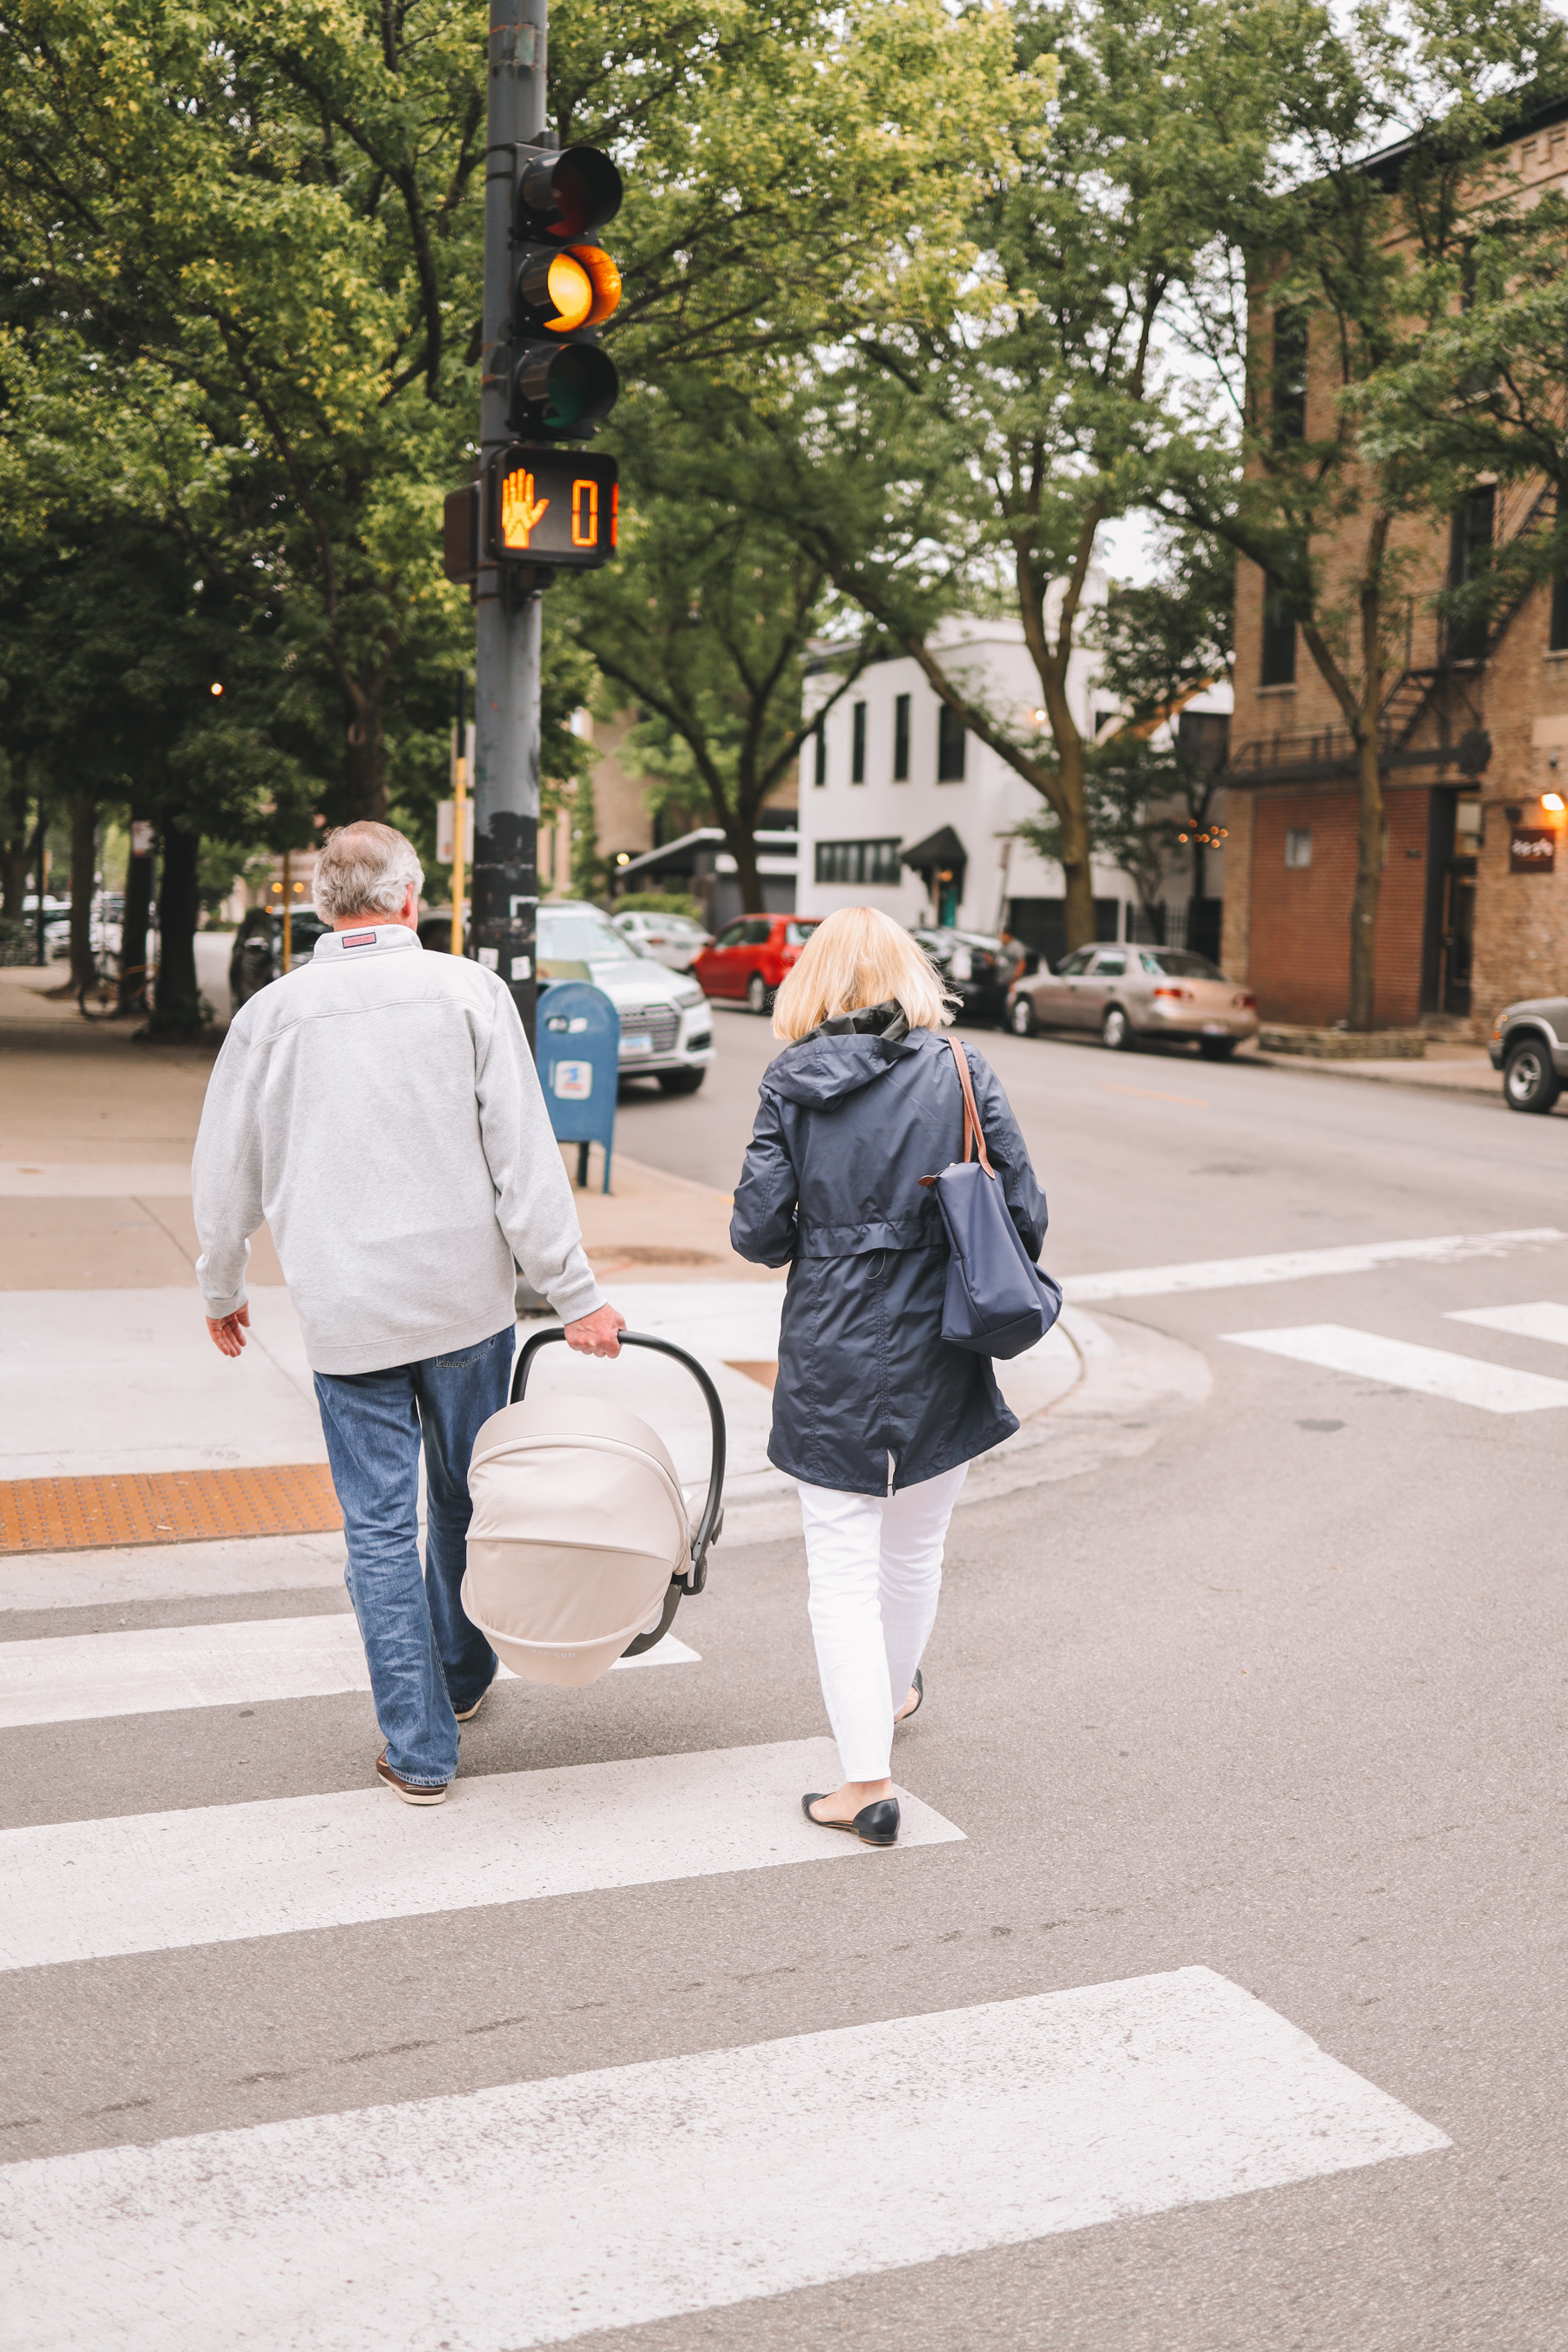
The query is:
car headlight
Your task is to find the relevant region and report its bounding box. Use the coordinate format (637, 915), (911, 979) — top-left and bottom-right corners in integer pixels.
(673, 982), (705, 1009)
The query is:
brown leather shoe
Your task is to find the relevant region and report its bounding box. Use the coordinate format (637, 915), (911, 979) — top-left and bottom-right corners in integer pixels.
(375, 1747), (449, 1805)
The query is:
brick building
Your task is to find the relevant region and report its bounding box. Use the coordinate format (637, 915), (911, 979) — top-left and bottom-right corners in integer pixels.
(1222, 105), (1568, 1037)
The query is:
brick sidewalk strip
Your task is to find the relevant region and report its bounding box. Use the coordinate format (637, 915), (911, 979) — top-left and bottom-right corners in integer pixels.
(0, 1464), (341, 1555)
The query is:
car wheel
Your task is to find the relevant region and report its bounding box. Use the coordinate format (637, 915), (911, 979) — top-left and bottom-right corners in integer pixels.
(1504, 1034), (1561, 1113)
(746, 972), (771, 1016)
(1009, 993), (1036, 1037)
(657, 1068), (706, 1096)
(1101, 1004), (1137, 1052)
(1198, 1037), (1236, 1063)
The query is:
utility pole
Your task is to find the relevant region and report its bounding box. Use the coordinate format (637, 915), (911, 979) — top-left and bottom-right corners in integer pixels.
(474, 0), (547, 1043)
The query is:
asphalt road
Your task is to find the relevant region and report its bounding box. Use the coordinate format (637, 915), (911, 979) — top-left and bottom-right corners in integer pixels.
(6, 1010), (1568, 2348)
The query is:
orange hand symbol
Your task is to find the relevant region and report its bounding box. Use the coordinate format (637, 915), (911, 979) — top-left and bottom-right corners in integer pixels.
(502, 470), (549, 549)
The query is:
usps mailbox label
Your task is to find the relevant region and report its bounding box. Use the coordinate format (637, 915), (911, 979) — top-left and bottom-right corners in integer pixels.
(552, 1061), (593, 1100)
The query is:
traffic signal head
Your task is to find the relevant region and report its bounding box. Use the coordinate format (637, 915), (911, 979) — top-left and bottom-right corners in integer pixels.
(509, 144), (623, 440)
(515, 145), (622, 242)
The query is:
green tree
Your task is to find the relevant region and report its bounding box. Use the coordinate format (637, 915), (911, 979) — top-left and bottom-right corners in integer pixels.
(568, 414), (878, 911)
(747, 0), (1267, 950)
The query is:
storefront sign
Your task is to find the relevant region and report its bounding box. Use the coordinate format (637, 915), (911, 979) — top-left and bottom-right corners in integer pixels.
(1511, 827), (1556, 874)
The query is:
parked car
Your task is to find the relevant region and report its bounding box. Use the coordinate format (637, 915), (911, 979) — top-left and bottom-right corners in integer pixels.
(1488, 995), (1568, 1112)
(228, 908), (332, 1009)
(694, 915), (819, 1013)
(1008, 943), (1258, 1059)
(537, 901), (713, 1092)
(909, 925), (1021, 1026)
(612, 908), (713, 971)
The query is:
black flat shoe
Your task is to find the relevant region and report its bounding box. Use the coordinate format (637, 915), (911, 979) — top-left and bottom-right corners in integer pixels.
(896, 1667), (923, 1728)
(801, 1793), (900, 1847)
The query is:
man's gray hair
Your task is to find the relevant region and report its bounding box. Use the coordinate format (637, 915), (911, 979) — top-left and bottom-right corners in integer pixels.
(312, 822), (425, 922)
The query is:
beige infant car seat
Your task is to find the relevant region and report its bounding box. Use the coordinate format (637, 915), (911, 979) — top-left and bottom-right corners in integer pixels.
(461, 1329), (725, 1686)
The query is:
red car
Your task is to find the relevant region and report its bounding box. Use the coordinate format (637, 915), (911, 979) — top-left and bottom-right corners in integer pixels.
(694, 915), (819, 1013)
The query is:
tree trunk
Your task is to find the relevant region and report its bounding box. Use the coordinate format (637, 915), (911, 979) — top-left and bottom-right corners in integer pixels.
(119, 821), (154, 1013)
(0, 774), (30, 917)
(67, 793), (97, 991)
(144, 823), (204, 1037)
(1348, 530), (1390, 1031)
(344, 699), (388, 823)
(730, 824), (764, 915)
(1038, 680), (1096, 950)
(1348, 726), (1383, 1031)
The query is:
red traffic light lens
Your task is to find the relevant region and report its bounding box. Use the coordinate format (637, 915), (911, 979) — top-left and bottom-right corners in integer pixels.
(517, 144), (622, 240)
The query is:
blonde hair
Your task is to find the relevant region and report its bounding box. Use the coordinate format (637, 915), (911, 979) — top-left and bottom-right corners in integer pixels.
(772, 905), (956, 1041)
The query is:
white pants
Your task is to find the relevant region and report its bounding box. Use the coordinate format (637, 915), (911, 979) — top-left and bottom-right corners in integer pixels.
(798, 1463), (968, 1782)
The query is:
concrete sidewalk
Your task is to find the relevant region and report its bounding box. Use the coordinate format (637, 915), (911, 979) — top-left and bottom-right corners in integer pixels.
(1, 987), (1208, 1600)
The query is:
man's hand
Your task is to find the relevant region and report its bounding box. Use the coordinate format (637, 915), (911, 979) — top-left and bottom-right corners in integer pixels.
(206, 1304), (251, 1358)
(564, 1302), (625, 1359)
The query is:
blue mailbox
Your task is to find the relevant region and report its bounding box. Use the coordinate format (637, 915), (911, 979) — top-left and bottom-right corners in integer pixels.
(537, 980), (618, 1194)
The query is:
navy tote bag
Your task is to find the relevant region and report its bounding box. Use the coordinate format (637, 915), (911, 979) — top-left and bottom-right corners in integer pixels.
(923, 1036), (1063, 1360)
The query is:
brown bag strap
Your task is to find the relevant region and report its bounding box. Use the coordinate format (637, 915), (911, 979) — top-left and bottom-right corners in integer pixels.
(946, 1033), (996, 1178)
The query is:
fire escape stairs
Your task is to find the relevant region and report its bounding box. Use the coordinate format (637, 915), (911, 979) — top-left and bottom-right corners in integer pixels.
(1375, 482), (1558, 758)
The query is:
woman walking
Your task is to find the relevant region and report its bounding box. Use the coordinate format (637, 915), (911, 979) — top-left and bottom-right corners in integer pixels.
(731, 906), (1050, 1846)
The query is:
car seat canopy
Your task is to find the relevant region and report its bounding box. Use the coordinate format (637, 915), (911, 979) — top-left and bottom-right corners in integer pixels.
(461, 1396), (692, 1686)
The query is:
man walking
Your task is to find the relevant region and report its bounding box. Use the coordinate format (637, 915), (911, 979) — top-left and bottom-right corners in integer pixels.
(192, 822), (624, 1804)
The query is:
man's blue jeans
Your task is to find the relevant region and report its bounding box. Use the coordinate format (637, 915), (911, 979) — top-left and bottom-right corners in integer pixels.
(314, 1323), (514, 1787)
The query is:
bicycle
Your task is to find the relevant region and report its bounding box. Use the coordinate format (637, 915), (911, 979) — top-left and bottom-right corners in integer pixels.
(78, 956), (156, 1019)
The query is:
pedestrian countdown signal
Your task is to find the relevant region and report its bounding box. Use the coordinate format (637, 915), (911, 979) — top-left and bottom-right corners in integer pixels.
(484, 448), (618, 570)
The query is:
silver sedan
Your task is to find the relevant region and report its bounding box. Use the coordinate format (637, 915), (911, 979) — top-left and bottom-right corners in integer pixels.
(1008, 944), (1258, 1061)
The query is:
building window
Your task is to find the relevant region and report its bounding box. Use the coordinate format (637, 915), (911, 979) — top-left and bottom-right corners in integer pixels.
(851, 700), (867, 784)
(1260, 574), (1296, 687)
(1548, 577), (1568, 652)
(812, 724), (826, 788)
(814, 838), (902, 886)
(1448, 485), (1494, 663)
(893, 693), (910, 781)
(936, 704), (966, 782)
(1272, 307), (1308, 442)
(1285, 827), (1313, 869)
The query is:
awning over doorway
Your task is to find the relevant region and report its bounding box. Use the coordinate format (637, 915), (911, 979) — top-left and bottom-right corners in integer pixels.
(900, 825), (967, 879)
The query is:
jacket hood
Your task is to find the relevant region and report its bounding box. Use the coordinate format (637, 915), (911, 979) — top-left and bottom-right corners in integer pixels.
(761, 1001), (929, 1108)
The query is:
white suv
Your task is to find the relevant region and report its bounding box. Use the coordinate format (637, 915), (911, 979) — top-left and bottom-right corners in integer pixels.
(538, 903), (713, 1095)
(612, 908), (712, 972)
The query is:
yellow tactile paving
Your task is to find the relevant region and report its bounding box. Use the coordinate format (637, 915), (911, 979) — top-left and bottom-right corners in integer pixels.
(0, 1464), (341, 1556)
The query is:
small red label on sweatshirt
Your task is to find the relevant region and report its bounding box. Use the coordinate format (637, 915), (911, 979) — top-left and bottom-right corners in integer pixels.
(342, 930), (375, 948)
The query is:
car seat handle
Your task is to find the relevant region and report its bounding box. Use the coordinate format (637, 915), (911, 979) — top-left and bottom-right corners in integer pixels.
(510, 1328), (727, 1599)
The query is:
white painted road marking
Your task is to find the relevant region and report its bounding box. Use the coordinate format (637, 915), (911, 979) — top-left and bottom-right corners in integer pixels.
(1221, 1323), (1568, 1413)
(0, 1738), (960, 1971)
(0, 1969), (1448, 2351)
(0, 1616), (697, 1729)
(1068, 1227), (1565, 1304)
(1447, 1299), (1568, 1347)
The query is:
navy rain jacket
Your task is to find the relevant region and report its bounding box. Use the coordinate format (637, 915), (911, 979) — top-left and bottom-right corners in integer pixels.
(730, 1004), (1050, 1496)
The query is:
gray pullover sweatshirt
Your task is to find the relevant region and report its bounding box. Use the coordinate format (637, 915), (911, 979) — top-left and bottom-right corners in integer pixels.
(192, 923), (602, 1375)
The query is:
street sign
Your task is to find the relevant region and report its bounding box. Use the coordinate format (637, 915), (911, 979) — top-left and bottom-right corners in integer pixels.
(485, 447), (618, 567)
(1511, 826), (1556, 874)
(436, 799), (475, 863)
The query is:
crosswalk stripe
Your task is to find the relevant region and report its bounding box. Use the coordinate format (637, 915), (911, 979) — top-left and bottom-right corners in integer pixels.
(0, 1616), (697, 1729)
(1069, 1226), (1565, 1304)
(0, 1738), (960, 1971)
(0, 1968), (1447, 2349)
(1221, 1322), (1568, 1413)
(1446, 1299), (1568, 1346)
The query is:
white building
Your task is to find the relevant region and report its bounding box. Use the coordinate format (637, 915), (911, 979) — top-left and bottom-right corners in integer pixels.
(798, 598), (1230, 963)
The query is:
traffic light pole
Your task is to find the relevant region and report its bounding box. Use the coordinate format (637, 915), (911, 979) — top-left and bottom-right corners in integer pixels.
(475, 0), (547, 1040)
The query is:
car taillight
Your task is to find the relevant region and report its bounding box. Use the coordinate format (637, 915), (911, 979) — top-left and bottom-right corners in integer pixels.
(1233, 993), (1255, 1010)
(1152, 984), (1191, 1002)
